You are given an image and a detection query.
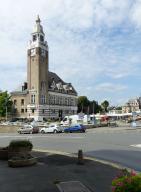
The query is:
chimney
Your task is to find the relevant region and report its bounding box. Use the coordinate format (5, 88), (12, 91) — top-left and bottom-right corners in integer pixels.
(24, 82), (27, 90)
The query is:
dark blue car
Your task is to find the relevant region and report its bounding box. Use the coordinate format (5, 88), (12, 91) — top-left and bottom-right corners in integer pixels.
(64, 124), (86, 133)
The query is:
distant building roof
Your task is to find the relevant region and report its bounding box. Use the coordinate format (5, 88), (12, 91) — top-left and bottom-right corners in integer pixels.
(11, 90), (28, 96)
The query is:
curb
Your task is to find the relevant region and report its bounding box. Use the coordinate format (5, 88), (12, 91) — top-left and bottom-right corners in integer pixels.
(33, 148), (134, 172)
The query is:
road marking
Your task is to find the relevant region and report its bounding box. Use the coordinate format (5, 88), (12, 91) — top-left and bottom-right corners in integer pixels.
(33, 149), (138, 173)
(130, 144), (141, 148)
(0, 135), (84, 139)
(87, 129), (141, 134)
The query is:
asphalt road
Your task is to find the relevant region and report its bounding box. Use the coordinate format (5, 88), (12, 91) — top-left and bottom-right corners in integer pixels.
(1, 126), (141, 171)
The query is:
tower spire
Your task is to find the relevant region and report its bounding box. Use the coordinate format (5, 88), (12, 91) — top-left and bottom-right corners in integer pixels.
(36, 15), (41, 23)
(33, 15), (44, 34)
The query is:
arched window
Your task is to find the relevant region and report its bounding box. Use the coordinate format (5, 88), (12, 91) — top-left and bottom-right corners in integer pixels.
(41, 95), (46, 104)
(31, 95), (35, 104)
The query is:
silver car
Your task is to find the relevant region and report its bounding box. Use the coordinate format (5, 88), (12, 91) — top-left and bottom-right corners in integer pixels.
(17, 125), (39, 134)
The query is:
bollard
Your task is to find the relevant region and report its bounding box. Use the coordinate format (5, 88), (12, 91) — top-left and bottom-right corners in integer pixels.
(77, 149), (84, 165)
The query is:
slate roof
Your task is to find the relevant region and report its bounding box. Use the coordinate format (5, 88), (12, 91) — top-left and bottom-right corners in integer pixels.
(48, 71), (77, 95)
(48, 71), (65, 85)
(11, 71), (77, 96)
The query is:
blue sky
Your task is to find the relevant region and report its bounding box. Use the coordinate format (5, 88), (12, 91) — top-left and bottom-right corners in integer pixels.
(0, 0), (141, 105)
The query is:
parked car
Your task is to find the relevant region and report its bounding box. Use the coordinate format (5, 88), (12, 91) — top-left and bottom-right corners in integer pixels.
(17, 125), (39, 134)
(40, 124), (63, 134)
(107, 121), (118, 127)
(64, 124), (86, 133)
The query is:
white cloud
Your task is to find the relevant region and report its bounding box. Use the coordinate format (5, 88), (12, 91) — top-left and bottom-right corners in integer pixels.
(95, 83), (127, 92)
(0, 0), (141, 104)
(130, 0), (141, 28)
(93, 0), (131, 28)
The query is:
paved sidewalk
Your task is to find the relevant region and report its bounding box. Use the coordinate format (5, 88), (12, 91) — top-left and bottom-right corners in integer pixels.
(0, 151), (119, 192)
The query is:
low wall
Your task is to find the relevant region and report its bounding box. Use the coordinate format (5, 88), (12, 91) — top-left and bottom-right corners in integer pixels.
(0, 124), (108, 133)
(0, 125), (20, 133)
(86, 123), (108, 129)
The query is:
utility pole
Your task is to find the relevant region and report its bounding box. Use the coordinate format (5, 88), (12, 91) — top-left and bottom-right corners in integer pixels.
(4, 97), (8, 121)
(81, 104), (83, 113)
(6, 105), (7, 121)
(93, 101), (95, 114)
(5, 95), (11, 122)
(93, 101), (95, 125)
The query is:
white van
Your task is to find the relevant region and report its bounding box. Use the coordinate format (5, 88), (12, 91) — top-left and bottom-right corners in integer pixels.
(61, 114), (90, 126)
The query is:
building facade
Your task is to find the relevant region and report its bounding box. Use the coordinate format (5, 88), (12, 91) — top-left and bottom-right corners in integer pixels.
(122, 97), (141, 113)
(11, 16), (78, 121)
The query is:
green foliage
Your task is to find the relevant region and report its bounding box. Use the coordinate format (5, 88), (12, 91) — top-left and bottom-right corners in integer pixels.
(77, 96), (90, 113)
(9, 140), (33, 150)
(112, 169), (141, 192)
(77, 96), (108, 114)
(89, 100), (102, 114)
(0, 91), (12, 117)
(116, 106), (122, 110)
(101, 100), (109, 112)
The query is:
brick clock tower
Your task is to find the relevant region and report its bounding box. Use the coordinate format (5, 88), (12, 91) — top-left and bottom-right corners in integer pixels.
(27, 15), (49, 120)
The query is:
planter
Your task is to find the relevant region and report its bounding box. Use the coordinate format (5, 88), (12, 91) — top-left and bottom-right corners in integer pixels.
(8, 140), (33, 159)
(8, 147), (31, 159)
(0, 148), (8, 160)
(8, 157), (37, 167)
(7, 140), (36, 167)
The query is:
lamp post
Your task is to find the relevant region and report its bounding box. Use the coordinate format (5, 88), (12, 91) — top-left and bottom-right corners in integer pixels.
(93, 101), (95, 114)
(5, 95), (11, 121)
(92, 101), (96, 125)
(6, 105), (7, 121)
(5, 97), (8, 121)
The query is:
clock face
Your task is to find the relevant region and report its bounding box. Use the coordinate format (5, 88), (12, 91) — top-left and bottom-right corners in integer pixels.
(31, 48), (35, 56)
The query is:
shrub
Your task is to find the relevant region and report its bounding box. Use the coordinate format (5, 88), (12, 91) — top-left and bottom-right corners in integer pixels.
(112, 169), (141, 192)
(9, 140), (33, 150)
(0, 146), (9, 150)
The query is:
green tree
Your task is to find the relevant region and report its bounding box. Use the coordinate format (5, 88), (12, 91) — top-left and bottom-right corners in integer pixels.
(0, 91), (12, 117)
(116, 106), (122, 110)
(77, 96), (90, 113)
(89, 100), (102, 114)
(101, 100), (109, 113)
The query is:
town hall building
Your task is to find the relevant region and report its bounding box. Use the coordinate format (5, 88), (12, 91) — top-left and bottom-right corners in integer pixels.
(11, 16), (78, 121)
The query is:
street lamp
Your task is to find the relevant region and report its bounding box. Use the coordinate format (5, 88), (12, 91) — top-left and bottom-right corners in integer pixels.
(93, 101), (95, 114)
(5, 95), (11, 121)
(4, 97), (8, 121)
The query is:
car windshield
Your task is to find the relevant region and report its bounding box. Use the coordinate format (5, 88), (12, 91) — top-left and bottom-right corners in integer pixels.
(24, 125), (31, 128)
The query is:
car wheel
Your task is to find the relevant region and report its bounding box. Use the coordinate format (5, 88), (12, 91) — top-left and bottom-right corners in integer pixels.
(41, 130), (45, 134)
(70, 131), (72, 133)
(54, 130), (57, 134)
